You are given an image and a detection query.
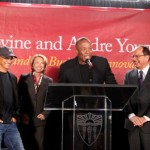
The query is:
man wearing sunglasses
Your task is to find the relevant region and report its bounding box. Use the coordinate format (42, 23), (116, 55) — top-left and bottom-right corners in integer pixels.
(0, 46), (24, 150)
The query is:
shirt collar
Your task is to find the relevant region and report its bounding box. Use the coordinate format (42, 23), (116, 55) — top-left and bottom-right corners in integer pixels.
(138, 64), (150, 79)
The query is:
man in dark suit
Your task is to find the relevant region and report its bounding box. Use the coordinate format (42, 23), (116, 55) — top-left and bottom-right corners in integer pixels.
(124, 46), (150, 150)
(58, 37), (117, 150)
(59, 37), (117, 84)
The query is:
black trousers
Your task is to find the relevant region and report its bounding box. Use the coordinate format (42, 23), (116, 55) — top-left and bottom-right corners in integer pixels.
(20, 124), (45, 150)
(128, 127), (150, 150)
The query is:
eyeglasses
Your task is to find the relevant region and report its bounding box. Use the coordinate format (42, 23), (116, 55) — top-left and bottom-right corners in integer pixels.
(131, 55), (145, 59)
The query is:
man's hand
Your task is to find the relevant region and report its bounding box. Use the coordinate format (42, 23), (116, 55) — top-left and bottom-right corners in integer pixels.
(130, 116), (147, 127)
(0, 119), (3, 123)
(11, 117), (17, 123)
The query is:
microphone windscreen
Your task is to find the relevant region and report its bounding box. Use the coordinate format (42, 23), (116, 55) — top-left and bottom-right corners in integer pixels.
(85, 59), (93, 68)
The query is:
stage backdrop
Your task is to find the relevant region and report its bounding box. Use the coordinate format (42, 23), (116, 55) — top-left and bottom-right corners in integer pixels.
(0, 2), (150, 83)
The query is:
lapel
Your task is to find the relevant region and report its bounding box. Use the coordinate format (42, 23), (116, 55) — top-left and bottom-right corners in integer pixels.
(8, 73), (18, 100)
(0, 73), (4, 99)
(37, 75), (45, 95)
(138, 67), (150, 91)
(27, 73), (36, 95)
(74, 57), (83, 83)
(35, 75), (48, 96)
(131, 69), (139, 84)
(143, 67), (150, 85)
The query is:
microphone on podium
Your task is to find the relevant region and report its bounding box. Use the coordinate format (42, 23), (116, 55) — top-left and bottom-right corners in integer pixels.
(85, 59), (93, 83)
(85, 59), (93, 69)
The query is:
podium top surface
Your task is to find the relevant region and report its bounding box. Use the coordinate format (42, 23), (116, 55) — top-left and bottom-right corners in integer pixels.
(44, 83), (137, 111)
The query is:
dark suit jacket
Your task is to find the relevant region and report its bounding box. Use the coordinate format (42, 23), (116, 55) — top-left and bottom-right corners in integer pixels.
(124, 67), (150, 133)
(58, 56), (117, 84)
(18, 73), (53, 126)
(0, 72), (19, 119)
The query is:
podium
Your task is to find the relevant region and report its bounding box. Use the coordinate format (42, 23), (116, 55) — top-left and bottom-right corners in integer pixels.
(44, 83), (136, 150)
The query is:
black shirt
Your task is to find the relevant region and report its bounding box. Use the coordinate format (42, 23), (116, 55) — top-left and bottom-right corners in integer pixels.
(79, 64), (93, 83)
(0, 72), (14, 123)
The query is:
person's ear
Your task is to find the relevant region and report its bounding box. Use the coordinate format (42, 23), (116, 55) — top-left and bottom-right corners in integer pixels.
(145, 55), (150, 62)
(75, 48), (79, 55)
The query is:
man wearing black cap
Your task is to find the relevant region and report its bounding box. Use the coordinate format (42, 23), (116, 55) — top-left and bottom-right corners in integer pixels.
(0, 46), (24, 150)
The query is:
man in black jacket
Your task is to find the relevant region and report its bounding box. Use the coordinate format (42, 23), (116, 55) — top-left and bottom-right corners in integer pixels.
(0, 46), (24, 150)
(124, 46), (150, 150)
(59, 37), (117, 84)
(58, 37), (117, 150)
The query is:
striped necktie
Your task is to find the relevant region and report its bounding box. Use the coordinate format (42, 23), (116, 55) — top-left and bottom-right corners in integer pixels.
(138, 70), (143, 88)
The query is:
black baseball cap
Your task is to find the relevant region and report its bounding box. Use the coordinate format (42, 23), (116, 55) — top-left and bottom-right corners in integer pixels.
(0, 46), (17, 58)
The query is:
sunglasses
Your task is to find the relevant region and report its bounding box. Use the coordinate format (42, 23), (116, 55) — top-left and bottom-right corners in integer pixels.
(0, 56), (14, 60)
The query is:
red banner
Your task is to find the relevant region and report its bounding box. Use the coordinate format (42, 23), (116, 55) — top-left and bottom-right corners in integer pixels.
(0, 2), (150, 83)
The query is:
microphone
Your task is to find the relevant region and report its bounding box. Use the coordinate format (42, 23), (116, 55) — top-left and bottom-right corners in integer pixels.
(85, 59), (93, 83)
(85, 59), (93, 69)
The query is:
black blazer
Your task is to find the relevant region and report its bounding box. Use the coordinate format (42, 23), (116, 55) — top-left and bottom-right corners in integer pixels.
(124, 67), (150, 133)
(18, 73), (53, 126)
(0, 72), (19, 119)
(58, 56), (117, 84)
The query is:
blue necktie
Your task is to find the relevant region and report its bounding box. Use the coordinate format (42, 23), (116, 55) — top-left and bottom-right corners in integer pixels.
(138, 70), (143, 88)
